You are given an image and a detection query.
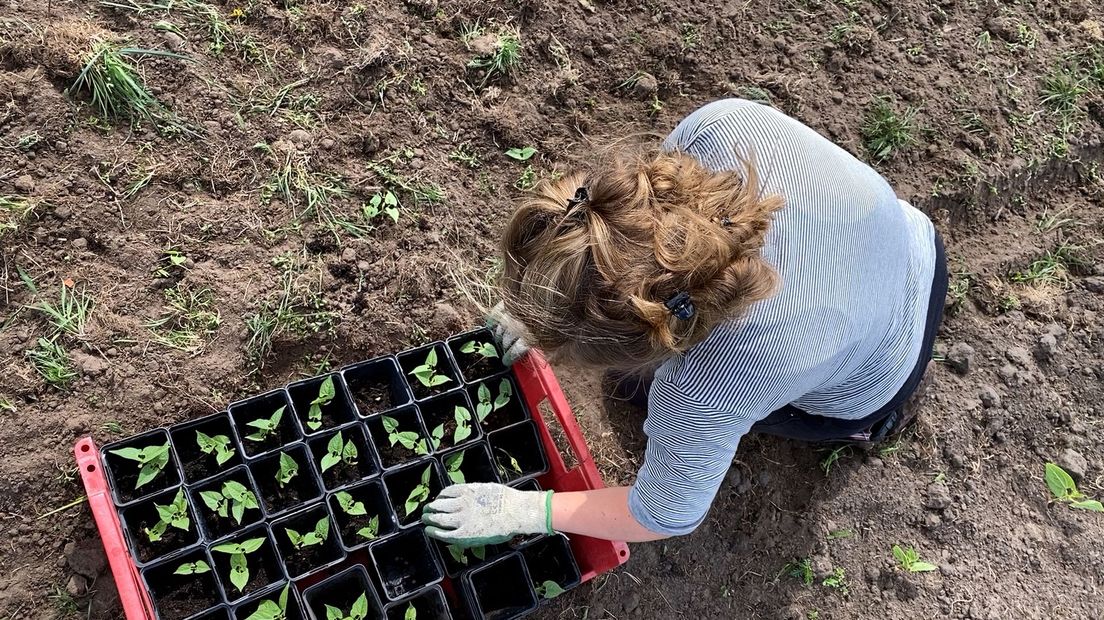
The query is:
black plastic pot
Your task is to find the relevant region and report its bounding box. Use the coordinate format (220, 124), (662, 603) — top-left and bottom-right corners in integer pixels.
(326, 478), (398, 552)
(170, 413), (244, 486)
(488, 422), (549, 483)
(397, 342), (460, 402)
(509, 478), (541, 492)
(438, 442), (500, 486)
(301, 564), (385, 620)
(119, 486), (201, 566)
(103, 428), (183, 507)
(306, 423), (379, 492)
(287, 373), (356, 438)
(229, 389), (300, 460)
(384, 585), (452, 620)
(446, 328), (508, 383)
(365, 406), (431, 471)
(232, 582), (305, 620)
(209, 525), (285, 605)
(142, 547), (222, 620)
(342, 356), (412, 418)
(466, 376), (528, 433)
(270, 503), (345, 580)
(519, 534), (581, 602)
(420, 390), (483, 454)
(382, 458), (445, 529)
(369, 526), (444, 601)
(185, 605), (229, 620)
(460, 552), (538, 620)
(433, 538), (500, 579)
(250, 443), (323, 520)
(190, 466), (264, 542)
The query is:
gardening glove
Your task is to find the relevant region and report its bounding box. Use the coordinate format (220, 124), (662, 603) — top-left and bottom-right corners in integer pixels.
(422, 482), (553, 546)
(486, 301), (530, 366)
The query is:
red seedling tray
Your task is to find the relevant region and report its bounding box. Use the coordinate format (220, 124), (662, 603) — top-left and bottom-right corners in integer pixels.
(75, 350), (629, 619)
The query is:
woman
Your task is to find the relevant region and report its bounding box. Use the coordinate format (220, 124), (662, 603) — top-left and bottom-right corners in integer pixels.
(422, 98), (947, 546)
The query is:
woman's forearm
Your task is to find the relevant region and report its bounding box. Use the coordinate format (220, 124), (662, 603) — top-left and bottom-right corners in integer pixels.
(550, 486), (669, 543)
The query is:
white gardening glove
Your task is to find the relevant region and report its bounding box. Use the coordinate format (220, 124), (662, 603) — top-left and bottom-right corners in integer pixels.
(421, 483), (552, 546)
(486, 302), (530, 366)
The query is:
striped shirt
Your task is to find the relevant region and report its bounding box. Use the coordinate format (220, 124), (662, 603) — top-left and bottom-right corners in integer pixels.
(628, 99), (936, 536)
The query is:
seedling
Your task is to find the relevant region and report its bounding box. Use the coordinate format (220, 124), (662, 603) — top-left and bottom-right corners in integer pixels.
(196, 431), (235, 466)
(110, 442), (171, 489)
(275, 452), (298, 488)
(153, 249), (188, 278)
(242, 583), (292, 620)
(495, 448), (523, 478)
(307, 376), (336, 431)
(504, 147), (536, 161)
(382, 415), (429, 455)
(364, 190), (400, 224)
(1045, 462), (1104, 511)
(69, 41), (190, 132)
(444, 451), (465, 484)
(468, 30), (521, 85)
(199, 480), (259, 525)
(891, 544), (937, 573)
(335, 492), (381, 539)
(0, 195), (37, 237)
(245, 406), (286, 442)
(324, 593), (369, 620)
(175, 560), (211, 575)
(460, 339), (499, 360)
(475, 379), (512, 423)
(29, 284), (93, 338)
(428, 406), (473, 451)
(821, 568), (849, 595)
(404, 465), (433, 517)
(447, 544), (486, 565)
(320, 431), (358, 473)
(285, 516), (330, 550)
(145, 488), (190, 543)
(534, 580), (566, 599)
(784, 558), (814, 585)
(404, 603), (416, 620)
(407, 349), (451, 389)
(862, 97), (917, 161)
(211, 537), (265, 592)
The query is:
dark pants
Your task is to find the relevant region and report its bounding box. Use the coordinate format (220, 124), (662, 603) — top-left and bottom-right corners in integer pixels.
(613, 231), (949, 442)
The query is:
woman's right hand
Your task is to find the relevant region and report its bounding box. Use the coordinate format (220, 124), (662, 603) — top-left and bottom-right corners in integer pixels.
(486, 302), (530, 365)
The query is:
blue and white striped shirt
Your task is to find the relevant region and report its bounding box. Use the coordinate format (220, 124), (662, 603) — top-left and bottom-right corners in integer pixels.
(628, 99), (936, 536)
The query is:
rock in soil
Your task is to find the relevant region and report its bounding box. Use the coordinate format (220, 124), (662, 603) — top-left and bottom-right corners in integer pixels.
(1056, 449), (1088, 483)
(978, 385), (1002, 409)
(923, 483), (953, 511)
(945, 342), (974, 374)
(64, 539), (107, 579)
(1005, 346), (1033, 368)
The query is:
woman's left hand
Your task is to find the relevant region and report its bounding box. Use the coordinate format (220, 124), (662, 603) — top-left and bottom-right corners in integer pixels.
(421, 483), (553, 546)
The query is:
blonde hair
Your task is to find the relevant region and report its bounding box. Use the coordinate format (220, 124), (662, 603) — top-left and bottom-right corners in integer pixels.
(499, 146), (783, 371)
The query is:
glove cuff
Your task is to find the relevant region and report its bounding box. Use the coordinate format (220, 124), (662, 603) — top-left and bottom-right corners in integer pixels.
(513, 488), (554, 535)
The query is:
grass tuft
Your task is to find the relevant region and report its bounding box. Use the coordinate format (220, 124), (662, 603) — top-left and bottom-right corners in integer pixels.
(468, 30), (521, 85)
(245, 260), (336, 366)
(29, 284), (93, 339)
(69, 40), (191, 132)
(146, 287), (221, 352)
(26, 337), (77, 388)
(862, 97), (918, 161)
(0, 195), (37, 237)
(1039, 65), (1090, 116)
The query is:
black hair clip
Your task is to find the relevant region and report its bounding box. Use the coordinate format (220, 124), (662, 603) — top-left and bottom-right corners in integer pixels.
(566, 186), (590, 211)
(664, 291), (695, 320)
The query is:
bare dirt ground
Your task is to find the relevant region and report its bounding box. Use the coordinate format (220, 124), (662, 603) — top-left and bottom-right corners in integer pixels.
(1, 0), (1103, 618)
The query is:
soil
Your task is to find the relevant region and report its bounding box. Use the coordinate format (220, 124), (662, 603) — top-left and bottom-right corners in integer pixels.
(1, 0), (1103, 619)
(131, 522), (193, 565)
(321, 459), (364, 491)
(454, 347), (507, 383)
(489, 424), (545, 481)
(254, 451), (319, 516)
(241, 424), (297, 458)
(521, 537), (579, 592)
(151, 580), (219, 620)
(386, 591), (448, 620)
(223, 560), (277, 600)
(351, 381), (394, 416)
(178, 451), (229, 485)
(108, 461), (176, 505)
(370, 416), (428, 468)
(282, 543), (335, 580)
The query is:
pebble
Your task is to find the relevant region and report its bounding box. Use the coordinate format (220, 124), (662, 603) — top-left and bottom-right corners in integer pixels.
(946, 342), (974, 374)
(66, 574), (88, 597)
(622, 591), (640, 613)
(341, 248), (357, 263)
(1056, 448), (1088, 483)
(632, 72), (659, 99)
(72, 237), (88, 250)
(1037, 333), (1059, 360)
(54, 206), (72, 220)
(71, 351), (108, 377)
(1084, 277), (1104, 294)
(978, 385), (1002, 408)
(13, 174), (35, 193)
(288, 129), (312, 145)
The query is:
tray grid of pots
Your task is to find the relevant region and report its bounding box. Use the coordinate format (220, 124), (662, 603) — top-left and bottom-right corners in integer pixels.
(101, 329), (582, 620)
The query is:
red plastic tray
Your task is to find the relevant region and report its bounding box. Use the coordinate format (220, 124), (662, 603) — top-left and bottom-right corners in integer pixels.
(74, 350), (629, 619)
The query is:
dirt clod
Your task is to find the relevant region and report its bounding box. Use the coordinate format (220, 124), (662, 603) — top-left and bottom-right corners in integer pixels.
(945, 342), (974, 374)
(66, 574), (88, 598)
(978, 385), (1002, 409)
(923, 483), (953, 511)
(13, 175), (35, 193)
(1056, 449), (1088, 483)
(64, 539), (107, 579)
(1005, 346), (1033, 368)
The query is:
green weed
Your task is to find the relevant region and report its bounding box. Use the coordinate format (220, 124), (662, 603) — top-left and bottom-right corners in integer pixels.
(891, 544), (937, 572)
(245, 263), (335, 366)
(1039, 66), (1090, 116)
(449, 143), (481, 169)
(30, 284), (93, 338)
(69, 40), (190, 132)
(468, 30), (521, 85)
(784, 558), (814, 585)
(947, 270), (972, 313)
(862, 97), (918, 161)
(264, 152), (348, 226)
(821, 567), (850, 595)
(1045, 462), (1103, 511)
(679, 23), (700, 50)
(820, 446), (850, 475)
(26, 337), (77, 387)
(0, 195), (37, 237)
(1035, 206), (1077, 234)
(147, 287), (221, 352)
(1011, 244), (1083, 286)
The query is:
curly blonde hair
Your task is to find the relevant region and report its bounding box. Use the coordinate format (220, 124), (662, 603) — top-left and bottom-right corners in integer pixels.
(499, 146), (783, 370)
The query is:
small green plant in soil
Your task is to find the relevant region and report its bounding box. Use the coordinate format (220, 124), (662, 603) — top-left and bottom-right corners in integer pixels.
(447, 544), (486, 566)
(382, 415), (429, 456)
(892, 544), (937, 573)
(0, 195), (37, 237)
(784, 558), (814, 585)
(200, 480), (259, 525)
(504, 147), (536, 162)
(196, 430), (235, 466)
(69, 40), (190, 132)
(25, 337), (78, 388)
(495, 448), (523, 479)
(468, 30), (521, 85)
(364, 190), (400, 224)
(403, 602), (417, 620)
(1045, 462), (1104, 511)
(245, 406), (286, 442)
(429, 406), (474, 451)
(30, 284), (93, 337)
(334, 491), (380, 540)
(324, 593), (370, 620)
(242, 583), (292, 620)
(174, 560), (210, 575)
(284, 516), (329, 550)
(307, 376), (336, 431)
(110, 441), (171, 489)
(475, 379), (513, 424)
(211, 537), (265, 592)
(404, 465), (433, 517)
(145, 488), (190, 542)
(460, 339), (499, 360)
(407, 349), (451, 389)
(862, 97), (917, 161)
(534, 580), (566, 599)
(444, 451), (466, 484)
(320, 431), (358, 473)
(275, 452), (298, 488)
(821, 567), (850, 595)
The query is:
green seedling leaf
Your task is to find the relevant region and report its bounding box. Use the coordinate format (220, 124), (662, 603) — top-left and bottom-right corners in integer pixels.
(321, 432), (345, 472)
(447, 544), (468, 565)
(196, 430), (236, 466)
(414, 439), (429, 456)
(430, 423), (445, 451)
(245, 406), (285, 442)
(454, 406), (473, 443)
(505, 146), (537, 161)
(460, 340), (499, 359)
(350, 593), (369, 619)
(494, 379), (512, 410)
(243, 598), (284, 620)
(535, 580), (566, 599)
(1045, 462), (1079, 501)
(145, 520), (169, 542)
(276, 451), (298, 488)
(228, 551), (249, 592)
(148, 488), (190, 541)
(407, 349), (451, 388)
(174, 560), (210, 575)
(112, 442), (171, 490)
(356, 515), (379, 540)
(1071, 499), (1104, 511)
(444, 451), (466, 484)
(404, 466), (433, 517)
(892, 544), (937, 573)
(404, 602), (417, 620)
(307, 376), (336, 431)
(381, 415), (399, 434)
(335, 491), (367, 516)
(325, 604), (343, 620)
